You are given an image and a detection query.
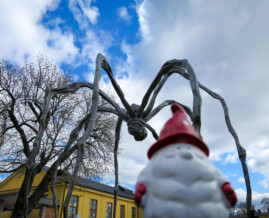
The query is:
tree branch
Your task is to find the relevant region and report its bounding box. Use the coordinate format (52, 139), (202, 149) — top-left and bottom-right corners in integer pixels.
(51, 163), (59, 218)
(52, 82), (127, 120)
(0, 164), (24, 173)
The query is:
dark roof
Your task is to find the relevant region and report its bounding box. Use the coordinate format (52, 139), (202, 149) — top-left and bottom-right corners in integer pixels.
(0, 193), (56, 209)
(58, 175), (134, 200)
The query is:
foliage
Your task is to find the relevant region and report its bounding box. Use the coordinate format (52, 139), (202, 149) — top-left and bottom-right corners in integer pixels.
(236, 202), (247, 215)
(0, 55), (116, 217)
(229, 205), (236, 216)
(0, 56), (115, 176)
(261, 198), (269, 209)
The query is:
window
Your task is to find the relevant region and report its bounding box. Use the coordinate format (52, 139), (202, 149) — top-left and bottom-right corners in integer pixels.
(132, 207), (136, 218)
(106, 202), (112, 218)
(69, 195), (79, 218)
(90, 199), (97, 218)
(120, 205), (125, 218)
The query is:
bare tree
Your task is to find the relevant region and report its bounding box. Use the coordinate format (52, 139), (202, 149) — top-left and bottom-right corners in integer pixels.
(0, 56), (117, 217)
(229, 205), (236, 217)
(237, 202), (247, 215)
(261, 198), (269, 210)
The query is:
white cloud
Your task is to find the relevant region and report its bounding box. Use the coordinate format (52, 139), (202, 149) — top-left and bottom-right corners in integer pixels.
(68, 0), (100, 27)
(80, 30), (114, 81)
(0, 0), (78, 65)
(112, 0), (269, 187)
(228, 173), (238, 177)
(238, 177), (245, 184)
(0, 0), (114, 91)
(236, 188), (247, 202)
(259, 180), (269, 189)
(248, 147), (269, 189)
(117, 6), (132, 22)
(136, 1), (151, 42)
(222, 153), (238, 165)
(47, 0), (61, 11)
(235, 188), (269, 208)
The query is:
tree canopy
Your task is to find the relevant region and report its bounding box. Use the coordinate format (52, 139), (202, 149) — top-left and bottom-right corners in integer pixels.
(0, 55), (117, 217)
(261, 198), (269, 209)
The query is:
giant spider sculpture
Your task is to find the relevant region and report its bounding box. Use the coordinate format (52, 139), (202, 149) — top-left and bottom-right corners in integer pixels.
(49, 54), (251, 217)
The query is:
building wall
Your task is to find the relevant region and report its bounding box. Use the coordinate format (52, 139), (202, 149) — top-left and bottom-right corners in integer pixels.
(0, 169), (142, 218)
(0, 168), (47, 218)
(2, 208), (40, 218)
(0, 168), (46, 194)
(259, 214), (269, 218)
(55, 183), (141, 218)
(1, 211), (12, 218)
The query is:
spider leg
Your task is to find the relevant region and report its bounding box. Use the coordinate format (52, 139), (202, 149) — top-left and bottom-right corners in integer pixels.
(52, 82), (128, 120)
(144, 122), (159, 140)
(142, 67), (187, 119)
(145, 100), (193, 122)
(180, 61), (202, 138)
(138, 59), (201, 137)
(178, 68), (251, 216)
(98, 106), (128, 121)
(113, 117), (122, 218)
(137, 63), (175, 117)
(96, 53), (135, 117)
(142, 72), (171, 119)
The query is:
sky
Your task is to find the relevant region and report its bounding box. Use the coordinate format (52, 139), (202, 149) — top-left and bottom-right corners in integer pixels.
(1, 0), (269, 209)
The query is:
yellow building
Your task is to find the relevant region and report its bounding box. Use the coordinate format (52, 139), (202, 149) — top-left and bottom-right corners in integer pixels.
(0, 168), (142, 218)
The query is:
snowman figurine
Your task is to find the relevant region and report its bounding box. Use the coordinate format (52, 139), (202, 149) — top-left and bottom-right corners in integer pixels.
(134, 103), (237, 218)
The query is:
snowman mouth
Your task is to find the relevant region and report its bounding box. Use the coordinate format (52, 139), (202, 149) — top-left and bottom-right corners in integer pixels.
(180, 151), (193, 160)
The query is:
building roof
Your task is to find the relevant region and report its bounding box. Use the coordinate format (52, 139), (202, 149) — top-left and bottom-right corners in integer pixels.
(58, 175), (134, 200)
(0, 193), (55, 210)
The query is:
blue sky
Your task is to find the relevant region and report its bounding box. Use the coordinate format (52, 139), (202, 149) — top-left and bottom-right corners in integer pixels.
(1, 0), (269, 209)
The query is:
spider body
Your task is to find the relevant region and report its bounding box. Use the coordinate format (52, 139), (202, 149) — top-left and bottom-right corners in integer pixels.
(127, 104), (148, 141)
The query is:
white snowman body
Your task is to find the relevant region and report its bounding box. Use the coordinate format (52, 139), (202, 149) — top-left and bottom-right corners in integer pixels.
(136, 143), (230, 218)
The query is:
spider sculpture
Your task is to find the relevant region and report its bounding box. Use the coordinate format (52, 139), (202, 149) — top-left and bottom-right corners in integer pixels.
(88, 54), (251, 218)
(53, 53), (251, 218)
(95, 54), (200, 140)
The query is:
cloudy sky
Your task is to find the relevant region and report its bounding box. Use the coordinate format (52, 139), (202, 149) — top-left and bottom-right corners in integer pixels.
(1, 0), (269, 209)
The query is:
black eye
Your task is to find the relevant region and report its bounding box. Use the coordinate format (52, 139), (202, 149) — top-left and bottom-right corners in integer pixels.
(177, 147), (181, 149)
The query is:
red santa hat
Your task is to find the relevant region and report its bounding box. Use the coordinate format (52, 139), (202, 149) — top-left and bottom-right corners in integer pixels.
(147, 103), (209, 159)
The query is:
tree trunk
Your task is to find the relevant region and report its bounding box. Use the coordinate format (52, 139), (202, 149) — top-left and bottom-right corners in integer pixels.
(51, 164), (59, 218)
(11, 168), (34, 218)
(28, 144), (78, 213)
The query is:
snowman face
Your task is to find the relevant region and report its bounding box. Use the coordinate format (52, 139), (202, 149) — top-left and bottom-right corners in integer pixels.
(163, 143), (206, 160)
(150, 143), (213, 180)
